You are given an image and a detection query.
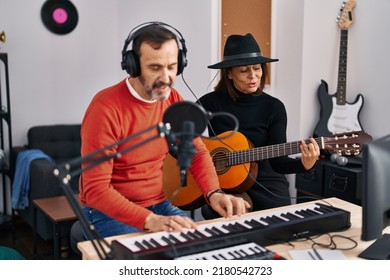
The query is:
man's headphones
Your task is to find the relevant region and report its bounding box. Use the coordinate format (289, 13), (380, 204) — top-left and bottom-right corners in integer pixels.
(121, 21), (188, 77)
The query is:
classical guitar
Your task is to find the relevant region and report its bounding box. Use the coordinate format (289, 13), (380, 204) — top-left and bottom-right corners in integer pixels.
(163, 130), (372, 210)
(314, 0), (364, 137)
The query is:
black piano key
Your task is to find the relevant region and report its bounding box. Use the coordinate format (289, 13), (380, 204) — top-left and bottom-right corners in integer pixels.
(269, 215), (285, 223)
(316, 205), (335, 214)
(228, 251), (239, 259)
(212, 226), (226, 235)
(299, 209), (316, 217)
(227, 223), (242, 231)
(233, 222), (249, 230)
(222, 224), (236, 233)
(239, 249), (249, 257)
(228, 223), (244, 231)
(205, 227), (218, 236)
(249, 247), (259, 254)
(295, 210), (310, 217)
(142, 239), (154, 249)
(135, 241), (147, 251)
(193, 230), (208, 239)
(234, 250), (244, 258)
(314, 207), (330, 214)
(218, 253), (227, 260)
(187, 231), (201, 240)
(306, 208), (321, 216)
(149, 238), (162, 248)
(180, 232), (194, 241)
(246, 219), (267, 228)
(261, 216), (276, 224)
(212, 254), (220, 260)
(282, 212), (301, 220)
(253, 245), (264, 253)
(161, 236), (175, 245)
(168, 234), (182, 244)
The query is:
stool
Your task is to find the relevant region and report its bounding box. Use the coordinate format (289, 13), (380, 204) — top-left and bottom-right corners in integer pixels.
(32, 196), (78, 259)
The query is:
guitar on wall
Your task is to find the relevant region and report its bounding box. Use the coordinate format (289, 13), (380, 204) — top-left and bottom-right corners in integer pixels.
(313, 0), (364, 137)
(163, 130), (372, 210)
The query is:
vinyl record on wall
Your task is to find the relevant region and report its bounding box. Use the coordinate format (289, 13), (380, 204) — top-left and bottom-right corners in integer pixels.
(41, 0), (78, 35)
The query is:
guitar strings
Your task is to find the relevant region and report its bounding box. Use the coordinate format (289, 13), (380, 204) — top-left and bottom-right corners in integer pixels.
(210, 138), (323, 165)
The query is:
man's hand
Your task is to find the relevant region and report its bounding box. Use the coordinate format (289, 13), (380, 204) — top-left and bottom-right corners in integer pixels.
(144, 213), (197, 232)
(208, 191), (251, 219)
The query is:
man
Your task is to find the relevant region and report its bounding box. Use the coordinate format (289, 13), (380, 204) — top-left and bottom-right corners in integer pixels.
(79, 22), (249, 238)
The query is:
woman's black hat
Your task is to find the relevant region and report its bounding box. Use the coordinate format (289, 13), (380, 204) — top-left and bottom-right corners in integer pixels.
(208, 33), (278, 69)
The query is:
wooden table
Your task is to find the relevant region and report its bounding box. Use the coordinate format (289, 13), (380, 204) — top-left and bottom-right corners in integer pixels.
(33, 195), (78, 259)
(77, 197), (390, 260)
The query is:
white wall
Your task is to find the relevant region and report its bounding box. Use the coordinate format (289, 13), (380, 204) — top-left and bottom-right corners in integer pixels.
(270, 0), (390, 198)
(271, 0), (390, 142)
(1, 0), (389, 212)
(0, 0), (220, 148)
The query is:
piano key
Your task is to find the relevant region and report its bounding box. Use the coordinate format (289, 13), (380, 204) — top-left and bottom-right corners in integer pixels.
(260, 216), (277, 224)
(161, 236), (174, 245)
(306, 208), (322, 216)
(134, 241), (147, 251)
(113, 202), (350, 259)
(281, 212), (301, 220)
(168, 234), (182, 244)
(186, 231), (201, 240)
(149, 238), (162, 247)
(193, 229), (208, 238)
(204, 227), (219, 236)
(175, 242), (272, 260)
(295, 210), (311, 217)
(142, 239), (155, 249)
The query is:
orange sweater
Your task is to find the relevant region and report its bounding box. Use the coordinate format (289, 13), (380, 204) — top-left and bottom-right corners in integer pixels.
(79, 79), (219, 230)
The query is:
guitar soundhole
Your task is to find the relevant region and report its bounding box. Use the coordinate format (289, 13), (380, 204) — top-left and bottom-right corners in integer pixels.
(210, 148), (230, 175)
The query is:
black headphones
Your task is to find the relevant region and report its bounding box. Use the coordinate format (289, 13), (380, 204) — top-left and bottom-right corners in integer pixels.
(121, 21), (188, 77)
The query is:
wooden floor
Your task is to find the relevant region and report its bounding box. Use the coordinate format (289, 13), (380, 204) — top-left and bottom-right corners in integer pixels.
(0, 214), (80, 260)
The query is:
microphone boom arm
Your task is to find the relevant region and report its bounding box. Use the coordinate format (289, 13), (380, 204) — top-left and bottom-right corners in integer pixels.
(52, 122), (172, 260)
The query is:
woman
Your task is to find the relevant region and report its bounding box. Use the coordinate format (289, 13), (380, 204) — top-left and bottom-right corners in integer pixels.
(199, 33), (320, 219)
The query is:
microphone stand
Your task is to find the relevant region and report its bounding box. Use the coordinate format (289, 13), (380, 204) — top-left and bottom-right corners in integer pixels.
(53, 122), (172, 260)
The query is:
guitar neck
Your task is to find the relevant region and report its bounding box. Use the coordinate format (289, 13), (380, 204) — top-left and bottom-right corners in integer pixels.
(227, 137), (323, 166)
(336, 29), (348, 105)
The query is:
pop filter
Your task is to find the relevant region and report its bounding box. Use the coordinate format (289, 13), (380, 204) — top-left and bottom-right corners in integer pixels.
(163, 101), (209, 136)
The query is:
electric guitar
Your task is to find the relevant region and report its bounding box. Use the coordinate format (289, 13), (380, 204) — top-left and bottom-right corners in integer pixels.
(314, 0), (364, 137)
(163, 130), (372, 210)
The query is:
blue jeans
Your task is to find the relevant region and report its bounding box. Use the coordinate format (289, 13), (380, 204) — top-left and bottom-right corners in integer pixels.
(81, 199), (189, 239)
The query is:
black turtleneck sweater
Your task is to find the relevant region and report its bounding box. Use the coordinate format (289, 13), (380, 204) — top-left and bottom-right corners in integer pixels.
(198, 88), (309, 211)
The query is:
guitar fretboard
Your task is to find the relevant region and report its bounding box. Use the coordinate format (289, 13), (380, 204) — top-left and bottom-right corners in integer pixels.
(226, 138), (323, 166)
(337, 29), (348, 105)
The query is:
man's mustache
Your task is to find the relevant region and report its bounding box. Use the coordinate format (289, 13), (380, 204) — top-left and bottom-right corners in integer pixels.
(153, 81), (172, 89)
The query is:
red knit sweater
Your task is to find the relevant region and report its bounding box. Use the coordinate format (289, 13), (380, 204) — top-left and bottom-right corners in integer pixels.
(79, 79), (219, 230)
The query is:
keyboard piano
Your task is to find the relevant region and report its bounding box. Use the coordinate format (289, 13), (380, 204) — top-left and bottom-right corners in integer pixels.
(110, 202), (351, 260)
(175, 242), (282, 260)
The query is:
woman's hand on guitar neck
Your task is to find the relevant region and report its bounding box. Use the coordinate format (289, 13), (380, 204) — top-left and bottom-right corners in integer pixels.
(208, 191), (251, 219)
(300, 136), (320, 170)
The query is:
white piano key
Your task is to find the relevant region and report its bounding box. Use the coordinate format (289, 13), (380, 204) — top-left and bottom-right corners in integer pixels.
(175, 242), (268, 260)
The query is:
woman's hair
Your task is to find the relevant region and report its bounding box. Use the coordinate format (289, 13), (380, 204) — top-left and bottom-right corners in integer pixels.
(214, 64), (269, 100)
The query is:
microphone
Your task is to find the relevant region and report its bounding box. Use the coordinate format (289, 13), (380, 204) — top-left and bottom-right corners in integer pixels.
(163, 101), (208, 187)
(162, 100), (239, 186)
(177, 121), (196, 186)
(330, 153), (362, 167)
(163, 101), (210, 137)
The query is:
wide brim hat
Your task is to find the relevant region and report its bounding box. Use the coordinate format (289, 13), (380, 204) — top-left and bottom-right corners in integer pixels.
(208, 33), (279, 69)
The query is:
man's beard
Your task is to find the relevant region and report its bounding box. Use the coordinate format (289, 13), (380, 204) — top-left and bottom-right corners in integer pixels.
(140, 76), (173, 101)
